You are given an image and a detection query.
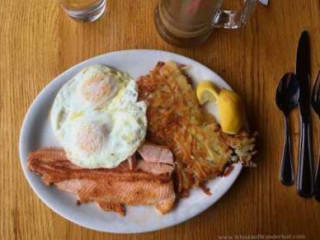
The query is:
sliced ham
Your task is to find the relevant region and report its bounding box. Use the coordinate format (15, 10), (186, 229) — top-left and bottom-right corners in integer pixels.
(138, 143), (174, 165)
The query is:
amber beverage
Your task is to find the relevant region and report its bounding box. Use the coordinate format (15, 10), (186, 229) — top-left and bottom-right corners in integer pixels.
(154, 0), (258, 47)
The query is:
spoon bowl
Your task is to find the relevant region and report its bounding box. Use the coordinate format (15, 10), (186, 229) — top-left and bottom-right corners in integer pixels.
(275, 73), (299, 186)
(276, 73), (300, 114)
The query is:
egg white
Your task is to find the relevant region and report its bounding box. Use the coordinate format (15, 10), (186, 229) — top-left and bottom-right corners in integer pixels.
(51, 64), (147, 168)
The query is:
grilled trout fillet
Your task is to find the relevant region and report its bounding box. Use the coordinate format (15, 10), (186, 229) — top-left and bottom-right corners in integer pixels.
(28, 147), (176, 215)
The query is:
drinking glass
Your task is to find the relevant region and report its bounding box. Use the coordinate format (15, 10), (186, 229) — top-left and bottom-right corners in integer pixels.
(154, 0), (258, 47)
(58, 0), (106, 22)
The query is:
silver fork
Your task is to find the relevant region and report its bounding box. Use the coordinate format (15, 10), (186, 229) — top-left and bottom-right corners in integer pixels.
(311, 70), (320, 201)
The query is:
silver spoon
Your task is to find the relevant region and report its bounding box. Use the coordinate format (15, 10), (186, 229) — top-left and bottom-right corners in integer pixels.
(276, 73), (300, 185)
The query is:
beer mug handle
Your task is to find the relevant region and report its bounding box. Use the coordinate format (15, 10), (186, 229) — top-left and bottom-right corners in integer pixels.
(213, 0), (258, 29)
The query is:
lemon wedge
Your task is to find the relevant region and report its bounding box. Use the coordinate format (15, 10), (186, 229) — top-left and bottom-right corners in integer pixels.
(217, 89), (245, 134)
(196, 81), (245, 134)
(196, 81), (220, 104)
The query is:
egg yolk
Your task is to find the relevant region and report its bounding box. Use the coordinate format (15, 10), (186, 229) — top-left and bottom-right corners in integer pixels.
(76, 122), (108, 153)
(80, 73), (117, 105)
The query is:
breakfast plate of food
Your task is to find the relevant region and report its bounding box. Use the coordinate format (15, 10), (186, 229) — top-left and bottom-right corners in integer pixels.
(19, 50), (256, 233)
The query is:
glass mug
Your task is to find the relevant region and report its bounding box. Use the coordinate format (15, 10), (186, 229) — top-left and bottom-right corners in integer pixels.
(154, 0), (258, 47)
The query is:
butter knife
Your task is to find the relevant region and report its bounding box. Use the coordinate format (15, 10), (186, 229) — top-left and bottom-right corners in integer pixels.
(296, 31), (314, 197)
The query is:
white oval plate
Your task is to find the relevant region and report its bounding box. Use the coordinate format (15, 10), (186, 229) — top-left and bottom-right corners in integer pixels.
(19, 50), (242, 233)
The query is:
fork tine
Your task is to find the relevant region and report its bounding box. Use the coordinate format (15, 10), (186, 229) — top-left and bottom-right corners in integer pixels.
(311, 76), (315, 101)
(317, 71), (320, 100)
(315, 71), (320, 101)
(312, 70), (320, 102)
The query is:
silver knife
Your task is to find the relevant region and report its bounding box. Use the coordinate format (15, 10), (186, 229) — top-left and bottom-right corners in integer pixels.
(296, 31), (314, 197)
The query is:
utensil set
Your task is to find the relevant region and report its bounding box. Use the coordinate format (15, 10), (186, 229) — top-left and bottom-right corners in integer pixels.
(276, 31), (320, 200)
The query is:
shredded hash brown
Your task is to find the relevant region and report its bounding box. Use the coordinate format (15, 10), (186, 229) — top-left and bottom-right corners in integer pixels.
(138, 61), (256, 196)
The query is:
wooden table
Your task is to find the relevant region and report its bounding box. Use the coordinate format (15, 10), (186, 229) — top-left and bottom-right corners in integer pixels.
(1, 0), (320, 239)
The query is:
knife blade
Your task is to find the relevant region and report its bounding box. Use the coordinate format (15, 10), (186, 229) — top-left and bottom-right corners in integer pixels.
(297, 31), (311, 119)
(296, 31), (314, 197)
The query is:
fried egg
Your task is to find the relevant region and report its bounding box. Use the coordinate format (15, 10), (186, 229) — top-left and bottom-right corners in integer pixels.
(51, 65), (147, 168)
